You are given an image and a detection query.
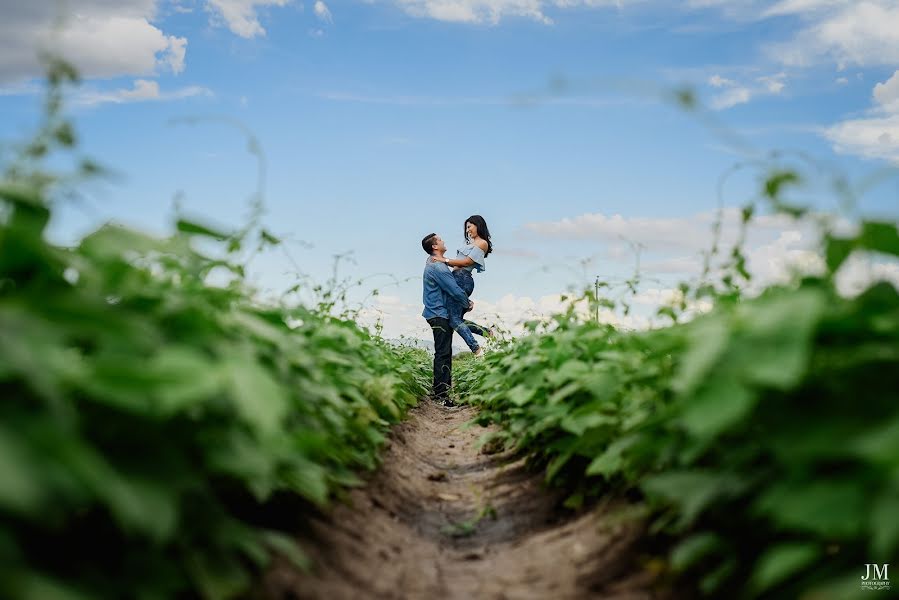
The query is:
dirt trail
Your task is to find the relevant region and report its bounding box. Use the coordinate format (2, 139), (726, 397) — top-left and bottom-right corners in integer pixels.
(259, 401), (673, 600)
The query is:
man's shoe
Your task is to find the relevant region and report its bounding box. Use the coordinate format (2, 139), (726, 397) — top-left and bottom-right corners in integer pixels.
(473, 347), (485, 358)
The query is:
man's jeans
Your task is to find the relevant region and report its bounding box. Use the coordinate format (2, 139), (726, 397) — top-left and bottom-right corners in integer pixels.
(448, 270), (489, 351)
(427, 317), (453, 400)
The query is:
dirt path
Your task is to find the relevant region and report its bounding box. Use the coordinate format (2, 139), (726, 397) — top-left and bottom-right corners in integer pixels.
(258, 401), (674, 600)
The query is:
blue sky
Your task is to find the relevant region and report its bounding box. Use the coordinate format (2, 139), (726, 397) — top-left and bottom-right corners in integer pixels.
(2, 0), (898, 341)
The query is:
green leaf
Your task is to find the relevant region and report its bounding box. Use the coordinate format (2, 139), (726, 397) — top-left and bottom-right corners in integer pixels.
(672, 315), (730, 394)
(850, 416), (899, 464)
(175, 219), (230, 240)
(506, 384), (535, 407)
(755, 481), (865, 538)
(0, 427), (43, 515)
(79, 225), (165, 261)
(670, 532), (722, 572)
(6, 570), (93, 600)
(185, 551), (250, 600)
(642, 470), (745, 531)
(859, 221), (899, 257)
(0, 182), (44, 209)
(764, 170), (800, 200)
(225, 351), (289, 437)
(750, 543), (819, 594)
(260, 230), (281, 246)
(734, 288), (826, 389)
(262, 530), (310, 571)
(64, 443), (179, 542)
(586, 435), (639, 478)
(825, 235), (855, 273)
(560, 409), (616, 436)
(679, 377), (755, 439)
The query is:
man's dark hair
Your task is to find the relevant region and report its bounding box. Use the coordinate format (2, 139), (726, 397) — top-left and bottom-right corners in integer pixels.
(421, 233), (437, 255)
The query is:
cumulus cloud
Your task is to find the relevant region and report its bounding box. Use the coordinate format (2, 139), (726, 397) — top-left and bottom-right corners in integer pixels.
(824, 70), (899, 164)
(0, 0), (187, 83)
(825, 114), (899, 163)
(764, 0), (899, 68)
(873, 69), (899, 112)
(523, 207), (897, 293)
(205, 0), (291, 38)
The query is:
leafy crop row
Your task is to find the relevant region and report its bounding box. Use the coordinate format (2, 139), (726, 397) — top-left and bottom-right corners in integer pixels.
(459, 208), (899, 598)
(0, 64), (430, 600)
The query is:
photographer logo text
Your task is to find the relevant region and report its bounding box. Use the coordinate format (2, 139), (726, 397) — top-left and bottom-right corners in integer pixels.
(861, 564), (890, 592)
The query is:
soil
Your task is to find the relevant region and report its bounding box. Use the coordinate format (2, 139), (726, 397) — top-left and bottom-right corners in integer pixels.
(257, 401), (678, 600)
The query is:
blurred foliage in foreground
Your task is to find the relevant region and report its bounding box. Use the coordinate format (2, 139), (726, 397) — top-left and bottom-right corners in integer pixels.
(458, 182), (899, 597)
(0, 61), (429, 599)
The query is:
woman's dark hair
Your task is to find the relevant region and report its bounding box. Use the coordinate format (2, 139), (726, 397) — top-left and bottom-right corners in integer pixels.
(465, 215), (493, 256)
(421, 232), (438, 255)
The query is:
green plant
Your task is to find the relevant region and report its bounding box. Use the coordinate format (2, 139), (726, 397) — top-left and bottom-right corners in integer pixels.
(458, 175), (899, 598)
(0, 60), (430, 600)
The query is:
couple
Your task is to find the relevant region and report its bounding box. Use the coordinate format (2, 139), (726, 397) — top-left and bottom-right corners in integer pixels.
(421, 215), (494, 407)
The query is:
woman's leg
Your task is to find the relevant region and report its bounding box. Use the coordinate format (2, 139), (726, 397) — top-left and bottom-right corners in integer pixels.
(453, 270), (492, 338)
(448, 298), (479, 351)
(450, 270), (479, 351)
(463, 320), (493, 337)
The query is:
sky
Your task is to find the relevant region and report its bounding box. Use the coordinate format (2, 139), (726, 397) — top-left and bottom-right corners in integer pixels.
(1, 0), (899, 345)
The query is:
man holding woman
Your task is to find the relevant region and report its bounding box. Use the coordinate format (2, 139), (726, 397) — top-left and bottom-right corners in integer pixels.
(420, 216), (494, 407)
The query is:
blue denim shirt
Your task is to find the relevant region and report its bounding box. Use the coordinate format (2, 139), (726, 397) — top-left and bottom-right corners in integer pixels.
(422, 257), (470, 319)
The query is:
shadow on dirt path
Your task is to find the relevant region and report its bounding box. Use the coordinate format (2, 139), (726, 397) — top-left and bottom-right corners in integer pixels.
(257, 401), (677, 600)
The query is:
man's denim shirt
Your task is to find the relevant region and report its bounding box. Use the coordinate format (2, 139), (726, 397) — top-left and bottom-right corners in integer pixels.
(422, 257), (469, 320)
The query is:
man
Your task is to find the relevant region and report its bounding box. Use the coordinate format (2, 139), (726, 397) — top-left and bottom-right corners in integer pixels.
(421, 232), (473, 407)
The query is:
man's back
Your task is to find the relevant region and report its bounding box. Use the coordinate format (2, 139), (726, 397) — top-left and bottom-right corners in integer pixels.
(422, 258), (467, 319)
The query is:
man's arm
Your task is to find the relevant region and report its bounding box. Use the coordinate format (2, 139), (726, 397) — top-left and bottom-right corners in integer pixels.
(431, 263), (470, 306)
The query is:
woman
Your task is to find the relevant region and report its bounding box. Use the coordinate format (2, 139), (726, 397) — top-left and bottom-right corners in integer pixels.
(439, 215), (494, 356)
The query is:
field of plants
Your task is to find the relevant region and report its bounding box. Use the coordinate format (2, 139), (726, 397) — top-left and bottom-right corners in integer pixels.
(0, 65), (430, 600)
(3, 63), (897, 600)
(456, 190), (899, 597)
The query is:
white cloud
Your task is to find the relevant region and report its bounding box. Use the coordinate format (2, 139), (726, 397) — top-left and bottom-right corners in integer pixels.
(0, 1), (188, 84)
(205, 0), (291, 37)
(524, 207), (797, 252)
(390, 0), (649, 25)
(709, 74), (737, 87)
(523, 208), (892, 289)
(873, 69), (899, 111)
(363, 208), (895, 343)
(711, 86), (753, 109)
(765, 1), (899, 68)
(394, 0), (552, 24)
(836, 76), (849, 85)
(758, 72), (787, 93)
(824, 70), (899, 164)
(314, 0), (333, 22)
(705, 71), (786, 110)
(824, 114), (899, 163)
(836, 253), (899, 296)
(73, 79), (213, 106)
